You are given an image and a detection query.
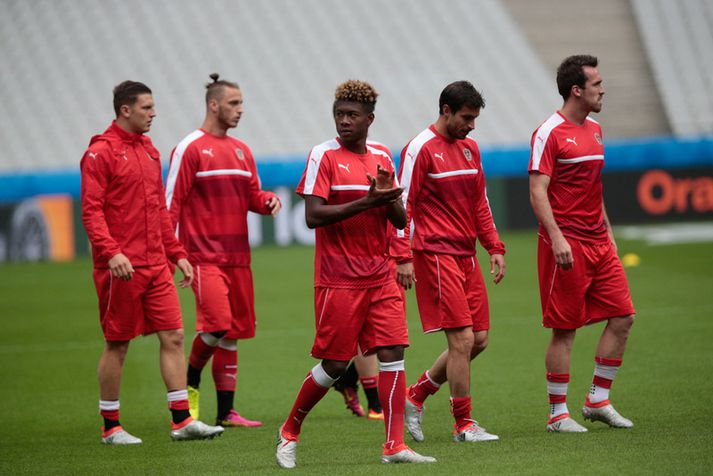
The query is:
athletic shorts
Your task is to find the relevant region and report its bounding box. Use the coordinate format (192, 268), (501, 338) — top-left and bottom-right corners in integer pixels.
(537, 235), (636, 329)
(413, 251), (489, 333)
(311, 280), (408, 360)
(192, 265), (256, 340)
(93, 264), (182, 341)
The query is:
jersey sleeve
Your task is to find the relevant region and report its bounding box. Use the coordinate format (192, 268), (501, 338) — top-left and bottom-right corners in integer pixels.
(245, 147), (280, 214)
(296, 146), (332, 200)
(473, 148), (505, 256)
(390, 142), (428, 263)
(529, 127), (558, 177)
(80, 146), (123, 263)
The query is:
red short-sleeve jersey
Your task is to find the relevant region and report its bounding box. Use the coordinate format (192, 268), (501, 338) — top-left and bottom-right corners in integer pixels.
(391, 125), (504, 262)
(529, 112), (608, 243)
(296, 139), (397, 289)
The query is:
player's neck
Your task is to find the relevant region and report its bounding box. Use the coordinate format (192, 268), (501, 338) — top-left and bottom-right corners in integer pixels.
(340, 137), (367, 155)
(434, 117), (454, 141)
(559, 102), (590, 126)
(201, 117), (229, 137)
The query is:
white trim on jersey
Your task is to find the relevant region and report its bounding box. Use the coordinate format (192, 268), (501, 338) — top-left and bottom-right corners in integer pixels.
(556, 155), (604, 164)
(165, 129), (205, 209)
(195, 169), (252, 178)
(330, 184), (371, 191)
(366, 142), (400, 186)
(531, 113), (565, 171)
(303, 139), (341, 195)
(586, 116), (600, 125)
(426, 169), (479, 179)
(397, 128), (436, 238)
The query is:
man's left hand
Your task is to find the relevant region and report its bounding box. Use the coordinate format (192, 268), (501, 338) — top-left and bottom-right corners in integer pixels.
(176, 258), (194, 287)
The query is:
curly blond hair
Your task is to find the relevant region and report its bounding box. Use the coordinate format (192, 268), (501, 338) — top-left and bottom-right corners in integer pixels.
(334, 80), (378, 112)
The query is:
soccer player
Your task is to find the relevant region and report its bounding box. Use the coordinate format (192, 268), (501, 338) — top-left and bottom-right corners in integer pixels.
(529, 55), (636, 432)
(165, 74), (280, 428)
(275, 80), (436, 468)
(394, 81), (505, 443)
(81, 81), (224, 444)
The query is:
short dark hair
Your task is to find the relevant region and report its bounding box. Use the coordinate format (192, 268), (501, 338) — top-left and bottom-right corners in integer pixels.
(557, 55), (598, 100)
(205, 73), (240, 104)
(438, 81), (485, 115)
(333, 79), (378, 114)
(113, 81), (152, 116)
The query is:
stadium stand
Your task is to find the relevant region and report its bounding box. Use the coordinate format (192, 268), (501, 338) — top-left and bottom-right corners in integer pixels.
(0, 0), (558, 173)
(631, 0), (713, 137)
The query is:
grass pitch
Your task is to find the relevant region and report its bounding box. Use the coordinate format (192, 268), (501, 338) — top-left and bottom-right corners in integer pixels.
(1, 229), (712, 475)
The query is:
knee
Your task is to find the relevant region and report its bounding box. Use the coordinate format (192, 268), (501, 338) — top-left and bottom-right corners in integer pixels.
(322, 360), (349, 380)
(611, 315), (635, 337)
(448, 329), (475, 355)
(471, 333), (488, 358)
(377, 345), (404, 363)
(161, 328), (185, 350)
(106, 340), (130, 362)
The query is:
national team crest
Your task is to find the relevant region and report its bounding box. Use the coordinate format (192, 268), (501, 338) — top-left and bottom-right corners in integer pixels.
(594, 133), (603, 145)
(463, 148), (472, 161)
(235, 148), (245, 161)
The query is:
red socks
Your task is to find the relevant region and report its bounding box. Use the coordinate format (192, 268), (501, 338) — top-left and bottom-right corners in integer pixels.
(378, 360), (406, 451)
(407, 371), (440, 407)
(212, 346), (238, 392)
(282, 365), (334, 437)
(450, 396), (472, 431)
(188, 333), (218, 369)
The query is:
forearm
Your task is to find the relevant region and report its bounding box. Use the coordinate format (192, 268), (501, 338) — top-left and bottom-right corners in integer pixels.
(385, 201), (406, 229)
(306, 197), (371, 228)
(530, 188), (564, 241)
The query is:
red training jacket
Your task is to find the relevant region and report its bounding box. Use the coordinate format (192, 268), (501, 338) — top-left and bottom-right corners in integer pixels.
(80, 121), (187, 268)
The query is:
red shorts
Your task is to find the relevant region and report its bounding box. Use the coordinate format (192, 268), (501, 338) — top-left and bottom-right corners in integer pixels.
(311, 280), (409, 360)
(93, 264), (183, 341)
(413, 251), (489, 333)
(193, 265), (256, 340)
(537, 235), (636, 329)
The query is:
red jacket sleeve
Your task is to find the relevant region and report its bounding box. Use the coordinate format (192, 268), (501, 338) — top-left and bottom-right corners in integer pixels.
(246, 150), (280, 215)
(157, 166), (188, 264)
(165, 144), (199, 230)
(474, 161), (505, 256)
(80, 147), (123, 263)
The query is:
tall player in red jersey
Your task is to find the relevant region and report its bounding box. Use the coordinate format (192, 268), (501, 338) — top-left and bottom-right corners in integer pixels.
(81, 81), (224, 444)
(275, 80), (435, 468)
(165, 74), (280, 428)
(393, 81), (505, 444)
(529, 55), (635, 433)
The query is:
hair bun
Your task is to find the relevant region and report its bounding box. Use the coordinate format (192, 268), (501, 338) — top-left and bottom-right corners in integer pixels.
(209, 73), (220, 82)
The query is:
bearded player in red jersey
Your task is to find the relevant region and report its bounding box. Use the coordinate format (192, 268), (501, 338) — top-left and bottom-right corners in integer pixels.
(275, 80), (436, 468)
(165, 74), (280, 429)
(529, 55), (635, 433)
(393, 81), (505, 444)
(81, 81), (224, 444)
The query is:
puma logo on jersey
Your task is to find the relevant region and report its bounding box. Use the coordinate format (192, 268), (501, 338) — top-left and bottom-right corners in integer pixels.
(89, 152), (98, 160)
(202, 148), (214, 157)
(338, 163), (351, 173)
(434, 152), (445, 162)
(566, 137), (578, 146)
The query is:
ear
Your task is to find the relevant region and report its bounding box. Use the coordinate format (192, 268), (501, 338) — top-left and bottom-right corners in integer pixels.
(571, 85), (583, 98)
(119, 104), (131, 118)
(367, 112), (375, 126)
(442, 104), (452, 116)
(208, 98), (219, 113)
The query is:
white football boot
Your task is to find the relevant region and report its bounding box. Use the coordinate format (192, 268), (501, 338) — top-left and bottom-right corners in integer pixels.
(582, 401), (633, 428)
(404, 397), (425, 442)
(276, 426), (298, 469)
(170, 419), (224, 441)
(101, 427), (142, 445)
(381, 446), (436, 464)
(453, 420), (499, 442)
(546, 415), (588, 433)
